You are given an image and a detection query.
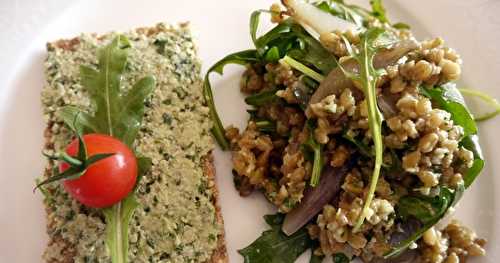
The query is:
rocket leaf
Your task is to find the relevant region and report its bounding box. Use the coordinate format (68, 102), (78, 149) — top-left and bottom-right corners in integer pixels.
(62, 35), (155, 263)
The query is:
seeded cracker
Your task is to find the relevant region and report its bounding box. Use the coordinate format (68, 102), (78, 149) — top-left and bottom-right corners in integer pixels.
(40, 23), (227, 263)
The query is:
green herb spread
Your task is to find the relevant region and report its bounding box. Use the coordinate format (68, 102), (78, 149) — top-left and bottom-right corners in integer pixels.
(40, 23), (221, 263)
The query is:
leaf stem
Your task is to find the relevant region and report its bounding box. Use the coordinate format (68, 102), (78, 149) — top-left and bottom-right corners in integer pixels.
(203, 76), (230, 150)
(352, 34), (384, 232)
(281, 56), (325, 82)
(115, 202), (124, 263)
(245, 88), (279, 106)
(458, 88), (500, 122)
(255, 120), (276, 133)
(310, 144), (323, 187)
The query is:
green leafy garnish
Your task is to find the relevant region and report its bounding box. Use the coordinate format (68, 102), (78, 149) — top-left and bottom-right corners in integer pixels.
(255, 18), (337, 74)
(285, 28), (338, 75)
(392, 22), (410, 30)
(369, 0), (388, 23)
(58, 36), (155, 263)
(135, 157), (152, 188)
(309, 254), (324, 263)
(250, 9), (273, 47)
(421, 85), (477, 137)
(342, 132), (373, 158)
(255, 120), (277, 133)
(103, 195), (138, 263)
(386, 184), (464, 258)
(265, 46), (282, 62)
(62, 47), (155, 146)
(460, 135), (485, 188)
(302, 121), (324, 187)
(281, 55), (325, 82)
(316, 0), (367, 27)
(337, 27), (397, 232)
(421, 85), (486, 187)
(386, 79), (484, 259)
(245, 88), (279, 106)
(203, 50), (259, 150)
(333, 253), (350, 263)
(205, 15), (338, 150)
(317, 0), (410, 30)
(458, 88), (500, 122)
(239, 213), (314, 263)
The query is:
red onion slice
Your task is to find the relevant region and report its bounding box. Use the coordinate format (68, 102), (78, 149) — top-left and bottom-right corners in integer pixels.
(308, 39), (419, 106)
(378, 93), (398, 117)
(282, 164), (351, 236)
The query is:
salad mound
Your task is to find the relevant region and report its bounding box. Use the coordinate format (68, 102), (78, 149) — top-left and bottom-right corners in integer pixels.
(205, 0), (496, 262)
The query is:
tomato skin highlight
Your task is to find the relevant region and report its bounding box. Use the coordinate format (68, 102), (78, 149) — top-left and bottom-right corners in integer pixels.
(60, 134), (138, 208)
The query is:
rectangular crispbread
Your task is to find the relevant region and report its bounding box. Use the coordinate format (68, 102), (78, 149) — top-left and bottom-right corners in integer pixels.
(40, 23), (227, 263)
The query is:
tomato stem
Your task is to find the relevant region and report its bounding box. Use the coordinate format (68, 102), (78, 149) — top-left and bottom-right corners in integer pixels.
(61, 152), (83, 166)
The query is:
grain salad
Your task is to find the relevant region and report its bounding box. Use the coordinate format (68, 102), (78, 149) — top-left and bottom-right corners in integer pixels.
(204, 0), (495, 262)
(39, 23), (226, 262)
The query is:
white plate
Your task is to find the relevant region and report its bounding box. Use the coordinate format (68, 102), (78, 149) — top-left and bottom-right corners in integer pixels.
(0, 0), (499, 262)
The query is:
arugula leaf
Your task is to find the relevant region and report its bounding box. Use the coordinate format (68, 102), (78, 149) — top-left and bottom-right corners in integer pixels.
(239, 213), (314, 263)
(255, 120), (277, 133)
(103, 195), (138, 263)
(422, 85), (477, 137)
(460, 135), (485, 188)
(464, 159), (485, 188)
(421, 86), (485, 187)
(397, 193), (449, 225)
(245, 88), (279, 106)
(117, 76), (156, 146)
(282, 56), (325, 82)
(342, 133), (373, 158)
(302, 120), (324, 187)
(285, 28), (338, 75)
(315, 0), (370, 27)
(337, 28), (396, 232)
(255, 19), (295, 56)
(63, 36), (155, 263)
(58, 106), (98, 134)
(78, 40), (155, 146)
(206, 14), (337, 150)
(254, 18), (337, 74)
(316, 0), (394, 26)
(392, 22), (410, 30)
(135, 156), (152, 189)
(265, 46), (282, 62)
(458, 88), (500, 122)
(385, 184), (464, 258)
(265, 213), (286, 226)
(203, 50), (259, 150)
(333, 253), (350, 263)
(369, 0), (388, 23)
(309, 254), (323, 263)
(250, 9), (271, 46)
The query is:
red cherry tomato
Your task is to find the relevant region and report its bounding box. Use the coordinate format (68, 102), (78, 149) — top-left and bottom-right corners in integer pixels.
(60, 134), (137, 208)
